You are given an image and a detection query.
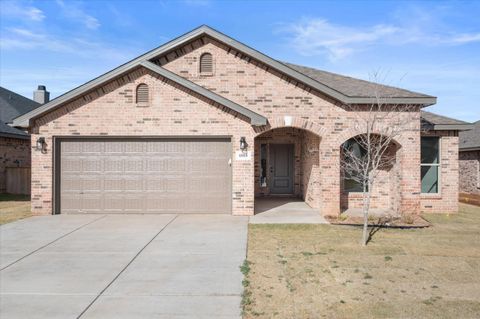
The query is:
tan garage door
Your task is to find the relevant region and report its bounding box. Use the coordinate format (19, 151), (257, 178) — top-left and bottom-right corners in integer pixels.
(58, 138), (231, 214)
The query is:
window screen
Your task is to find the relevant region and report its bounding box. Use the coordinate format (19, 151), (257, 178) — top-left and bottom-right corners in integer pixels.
(421, 137), (440, 193)
(342, 139), (367, 192)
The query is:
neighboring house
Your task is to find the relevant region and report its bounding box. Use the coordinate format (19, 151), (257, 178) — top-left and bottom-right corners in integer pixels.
(12, 26), (472, 216)
(459, 120), (480, 195)
(0, 86), (47, 193)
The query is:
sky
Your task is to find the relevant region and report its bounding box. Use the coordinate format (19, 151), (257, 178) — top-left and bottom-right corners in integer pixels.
(1, 0), (479, 121)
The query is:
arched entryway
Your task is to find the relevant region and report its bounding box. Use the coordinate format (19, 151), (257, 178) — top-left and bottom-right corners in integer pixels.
(253, 126), (321, 216)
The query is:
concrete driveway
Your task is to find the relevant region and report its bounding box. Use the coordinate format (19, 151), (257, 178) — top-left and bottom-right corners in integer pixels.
(0, 214), (248, 319)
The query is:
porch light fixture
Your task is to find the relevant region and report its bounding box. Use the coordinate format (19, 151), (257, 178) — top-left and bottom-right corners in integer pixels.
(36, 137), (47, 154)
(240, 137), (248, 151)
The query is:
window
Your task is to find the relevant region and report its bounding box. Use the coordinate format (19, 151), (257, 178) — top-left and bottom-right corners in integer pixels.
(421, 137), (440, 193)
(136, 83), (149, 105)
(199, 53), (213, 73)
(342, 139), (367, 192)
(260, 144), (267, 187)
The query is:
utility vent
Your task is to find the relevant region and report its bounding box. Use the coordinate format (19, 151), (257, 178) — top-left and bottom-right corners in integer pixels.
(136, 84), (149, 105)
(200, 53), (213, 73)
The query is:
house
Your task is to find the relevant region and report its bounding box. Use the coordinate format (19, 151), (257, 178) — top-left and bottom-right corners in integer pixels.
(459, 120), (480, 195)
(0, 86), (47, 193)
(11, 26), (472, 216)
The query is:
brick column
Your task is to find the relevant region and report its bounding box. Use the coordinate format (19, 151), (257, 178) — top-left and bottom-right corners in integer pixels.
(319, 141), (340, 217)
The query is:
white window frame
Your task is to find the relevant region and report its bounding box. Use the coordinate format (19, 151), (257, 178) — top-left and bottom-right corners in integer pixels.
(420, 136), (441, 195)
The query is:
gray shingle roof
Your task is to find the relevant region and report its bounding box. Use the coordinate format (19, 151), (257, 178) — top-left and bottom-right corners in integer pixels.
(0, 86), (40, 138)
(420, 111), (472, 131)
(283, 62), (433, 99)
(459, 120), (480, 150)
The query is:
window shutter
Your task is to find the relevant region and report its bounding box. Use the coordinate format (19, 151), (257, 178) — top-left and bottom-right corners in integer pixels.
(200, 53), (213, 73)
(136, 84), (149, 104)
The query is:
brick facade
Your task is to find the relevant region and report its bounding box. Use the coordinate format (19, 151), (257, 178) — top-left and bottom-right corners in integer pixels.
(420, 131), (459, 213)
(0, 137), (31, 192)
(28, 35), (457, 216)
(459, 150), (480, 195)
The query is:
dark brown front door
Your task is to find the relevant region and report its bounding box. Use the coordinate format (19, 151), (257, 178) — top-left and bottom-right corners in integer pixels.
(269, 144), (294, 194)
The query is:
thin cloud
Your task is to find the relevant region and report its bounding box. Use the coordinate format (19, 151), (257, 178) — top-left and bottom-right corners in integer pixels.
(0, 1), (45, 21)
(56, 0), (100, 30)
(1, 27), (135, 62)
(281, 17), (480, 61)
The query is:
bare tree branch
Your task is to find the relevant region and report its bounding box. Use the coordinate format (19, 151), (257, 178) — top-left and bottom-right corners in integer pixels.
(340, 73), (420, 246)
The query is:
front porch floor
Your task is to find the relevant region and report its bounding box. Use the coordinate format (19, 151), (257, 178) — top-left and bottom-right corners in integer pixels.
(250, 198), (328, 224)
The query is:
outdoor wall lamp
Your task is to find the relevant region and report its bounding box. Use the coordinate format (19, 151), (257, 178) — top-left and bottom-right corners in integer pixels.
(240, 137), (248, 151)
(36, 137), (47, 154)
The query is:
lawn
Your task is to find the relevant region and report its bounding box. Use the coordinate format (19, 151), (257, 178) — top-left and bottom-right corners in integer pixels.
(0, 194), (33, 225)
(244, 203), (480, 319)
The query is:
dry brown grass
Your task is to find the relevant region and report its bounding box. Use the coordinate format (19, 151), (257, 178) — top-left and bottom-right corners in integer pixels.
(0, 194), (32, 225)
(244, 203), (480, 319)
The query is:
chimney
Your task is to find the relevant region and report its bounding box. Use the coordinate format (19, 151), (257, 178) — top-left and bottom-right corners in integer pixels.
(33, 85), (50, 104)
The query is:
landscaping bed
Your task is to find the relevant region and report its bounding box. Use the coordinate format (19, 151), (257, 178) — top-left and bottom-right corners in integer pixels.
(326, 214), (431, 228)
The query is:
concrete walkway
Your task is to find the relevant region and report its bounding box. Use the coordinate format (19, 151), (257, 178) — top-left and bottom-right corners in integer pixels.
(250, 198), (328, 224)
(0, 214), (248, 319)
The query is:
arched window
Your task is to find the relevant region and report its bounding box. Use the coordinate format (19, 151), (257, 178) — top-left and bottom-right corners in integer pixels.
(136, 83), (149, 105)
(199, 53), (213, 73)
(342, 138), (367, 192)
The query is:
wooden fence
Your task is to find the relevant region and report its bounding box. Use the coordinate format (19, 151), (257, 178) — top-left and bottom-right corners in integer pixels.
(5, 167), (31, 195)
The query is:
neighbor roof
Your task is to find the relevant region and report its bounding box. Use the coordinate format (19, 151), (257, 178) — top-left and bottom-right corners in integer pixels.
(420, 111), (472, 131)
(459, 120), (480, 151)
(12, 25), (436, 129)
(0, 86), (40, 138)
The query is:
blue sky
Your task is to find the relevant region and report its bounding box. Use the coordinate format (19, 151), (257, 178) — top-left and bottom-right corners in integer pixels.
(1, 0), (479, 121)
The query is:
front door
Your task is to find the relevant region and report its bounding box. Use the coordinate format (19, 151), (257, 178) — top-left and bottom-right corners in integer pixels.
(269, 144), (294, 194)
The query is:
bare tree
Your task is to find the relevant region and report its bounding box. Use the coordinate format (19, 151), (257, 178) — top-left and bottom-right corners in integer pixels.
(340, 76), (420, 246)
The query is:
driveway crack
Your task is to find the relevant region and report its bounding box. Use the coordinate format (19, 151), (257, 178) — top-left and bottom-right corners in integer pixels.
(0, 215), (108, 271)
(76, 214), (178, 319)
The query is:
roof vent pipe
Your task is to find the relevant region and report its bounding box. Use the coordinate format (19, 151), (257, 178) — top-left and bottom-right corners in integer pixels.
(33, 85), (50, 104)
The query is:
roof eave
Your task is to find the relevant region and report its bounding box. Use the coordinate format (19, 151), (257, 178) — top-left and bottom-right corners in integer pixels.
(0, 131), (30, 140)
(460, 147), (480, 151)
(346, 96), (436, 106)
(432, 124), (473, 131)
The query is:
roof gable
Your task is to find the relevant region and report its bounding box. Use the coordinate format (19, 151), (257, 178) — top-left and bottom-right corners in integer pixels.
(13, 25), (436, 128)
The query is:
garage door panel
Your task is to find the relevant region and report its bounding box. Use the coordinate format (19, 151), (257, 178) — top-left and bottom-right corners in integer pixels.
(104, 158), (123, 172)
(59, 138), (231, 214)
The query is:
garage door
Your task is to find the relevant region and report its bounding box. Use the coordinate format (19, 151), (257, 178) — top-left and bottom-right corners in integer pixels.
(57, 138), (231, 214)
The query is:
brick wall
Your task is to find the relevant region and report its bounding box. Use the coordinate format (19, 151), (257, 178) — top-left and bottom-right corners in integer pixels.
(459, 150), (480, 195)
(0, 137), (31, 192)
(300, 130), (320, 208)
(420, 131), (459, 213)
(31, 68), (255, 216)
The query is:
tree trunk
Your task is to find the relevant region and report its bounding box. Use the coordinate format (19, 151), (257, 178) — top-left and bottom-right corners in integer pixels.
(362, 182), (372, 246)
